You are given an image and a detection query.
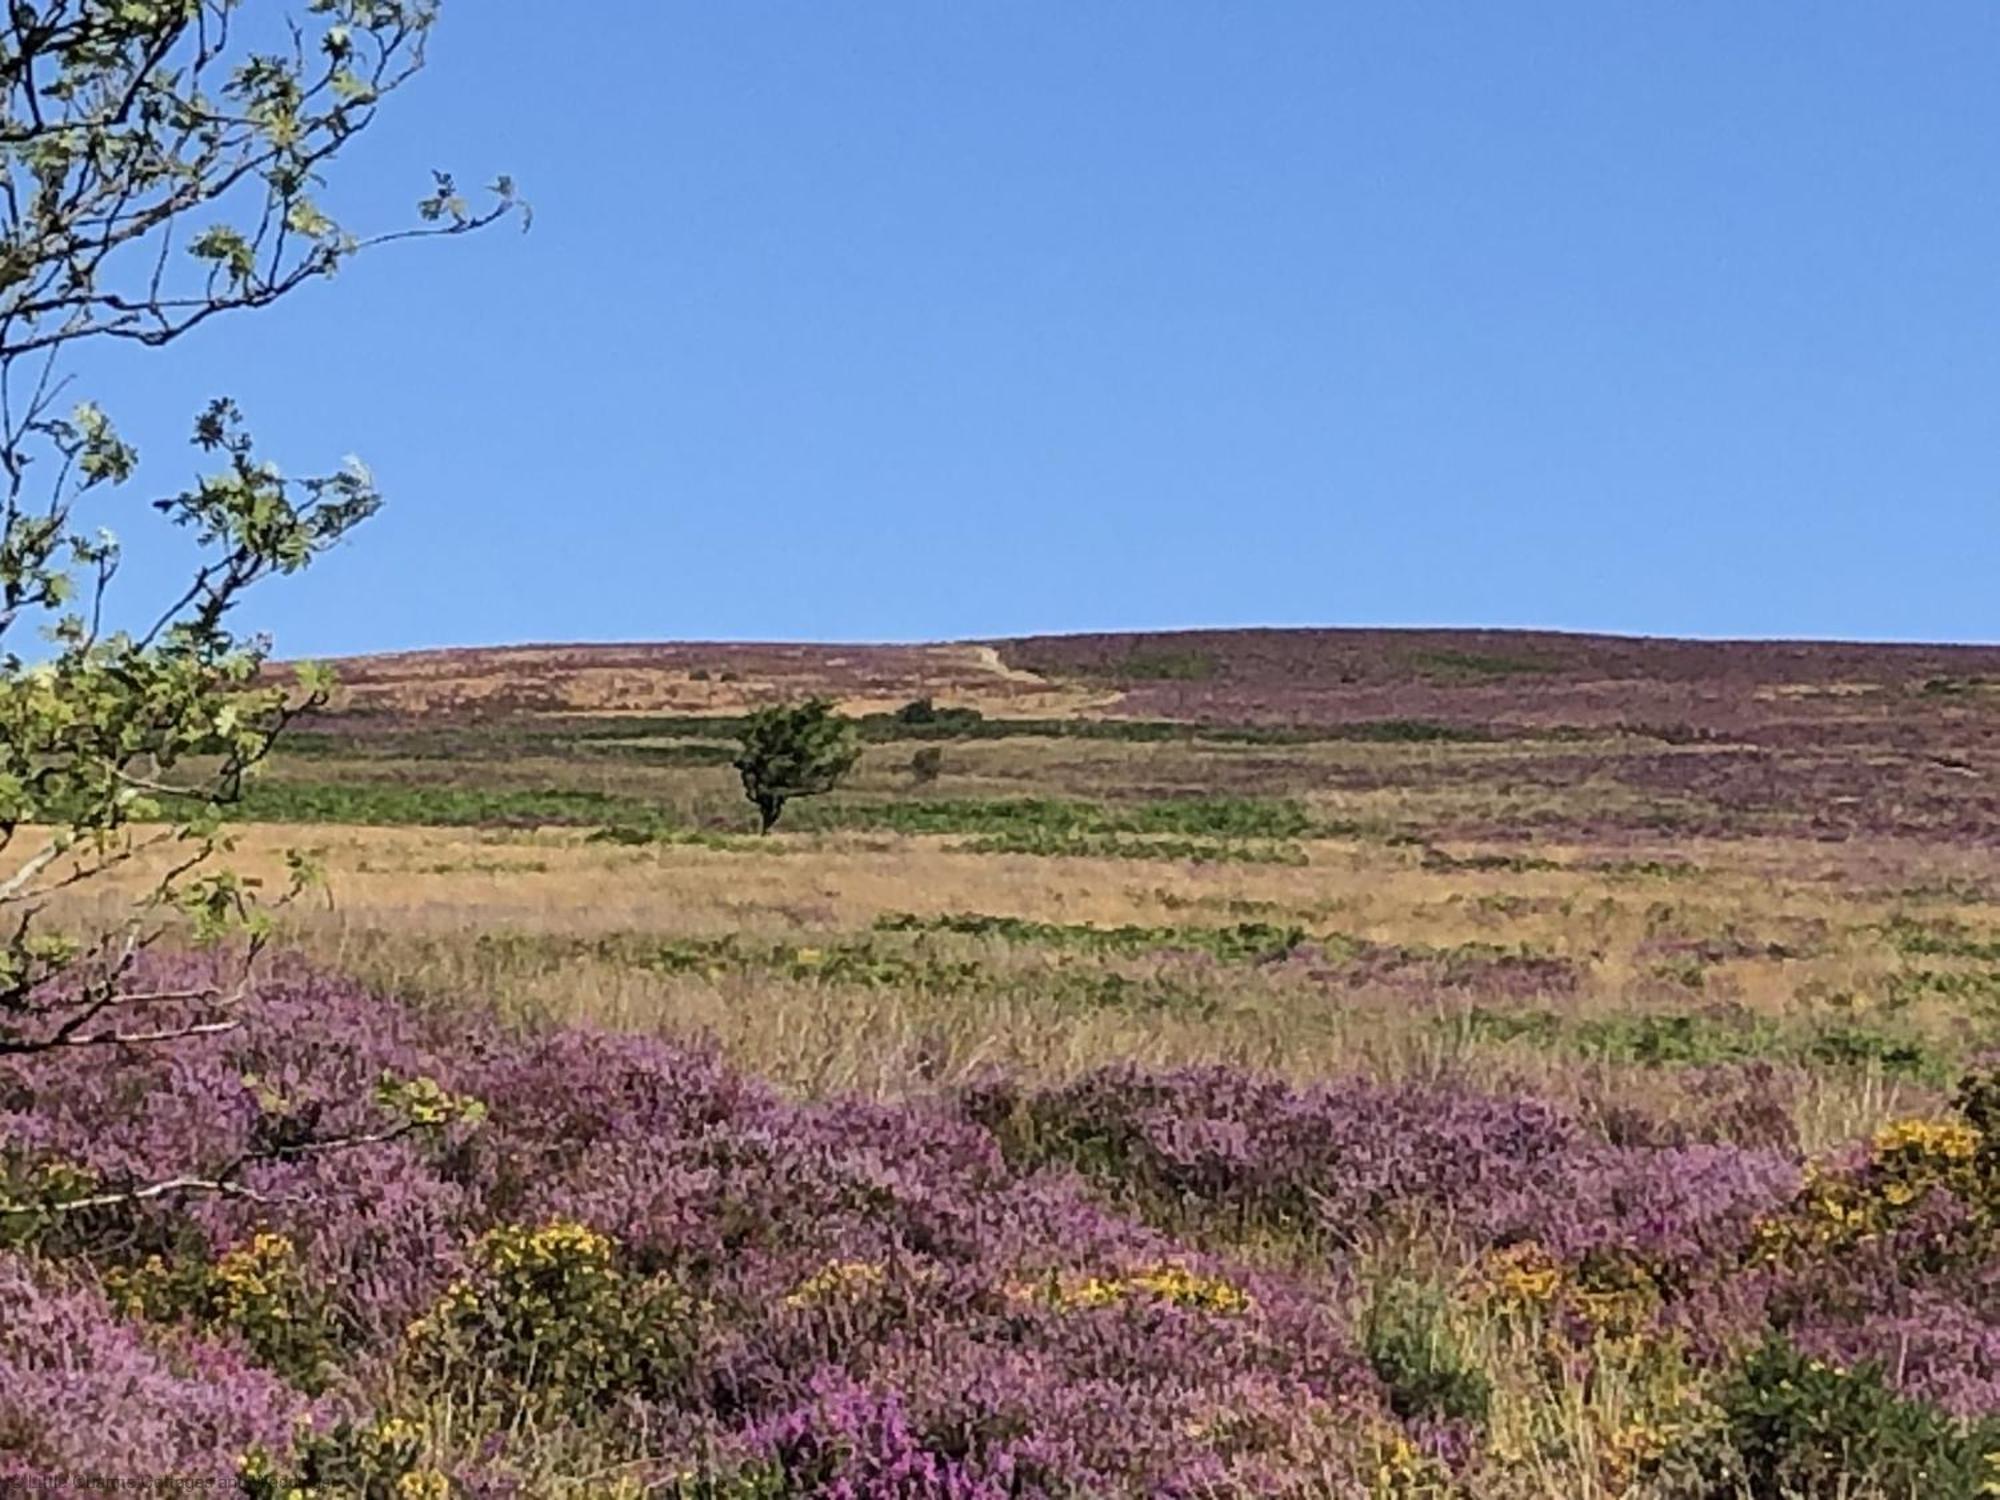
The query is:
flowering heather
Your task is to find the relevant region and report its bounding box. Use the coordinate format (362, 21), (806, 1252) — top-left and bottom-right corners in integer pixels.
(0, 1254), (311, 1488)
(990, 629), (2000, 844)
(2, 957), (1998, 1494)
(961, 1062), (1581, 1242)
(0, 959), (1385, 1494)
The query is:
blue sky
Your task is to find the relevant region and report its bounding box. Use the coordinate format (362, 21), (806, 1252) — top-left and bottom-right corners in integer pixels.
(82, 3), (2000, 654)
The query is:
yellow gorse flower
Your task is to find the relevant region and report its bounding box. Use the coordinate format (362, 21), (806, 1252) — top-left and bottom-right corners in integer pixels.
(210, 1233), (298, 1315)
(1366, 1424), (1451, 1497)
(1031, 1262), (1253, 1315)
(482, 1218), (614, 1270)
(401, 1216), (692, 1412)
(370, 1416), (421, 1449)
(1123, 1264), (1253, 1313)
(395, 1470), (450, 1500)
(784, 1258), (888, 1307)
(236, 1451), (276, 1481)
(1873, 1117), (1979, 1164)
(1754, 1112), (1994, 1261)
(1476, 1242), (1562, 1307)
(1981, 1450), (2000, 1498)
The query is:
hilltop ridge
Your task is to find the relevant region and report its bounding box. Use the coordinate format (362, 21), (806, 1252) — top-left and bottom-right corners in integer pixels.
(297, 628), (2000, 741)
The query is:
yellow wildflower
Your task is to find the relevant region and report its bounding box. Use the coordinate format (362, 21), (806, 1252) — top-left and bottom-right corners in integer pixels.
(1476, 1242), (1562, 1306)
(784, 1259), (888, 1307)
(396, 1470), (451, 1500)
(1044, 1263), (1252, 1315)
(1873, 1117), (1979, 1164)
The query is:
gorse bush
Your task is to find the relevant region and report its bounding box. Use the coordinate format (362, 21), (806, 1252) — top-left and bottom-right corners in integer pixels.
(403, 1219), (695, 1414)
(107, 1231), (340, 1392)
(1710, 1339), (2000, 1500)
(239, 1416), (449, 1500)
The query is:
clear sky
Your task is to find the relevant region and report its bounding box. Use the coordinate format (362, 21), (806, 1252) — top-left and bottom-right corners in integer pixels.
(82, 3), (2000, 655)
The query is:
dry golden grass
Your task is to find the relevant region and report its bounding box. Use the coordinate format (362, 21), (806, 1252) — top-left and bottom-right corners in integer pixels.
(60, 815), (1995, 1154)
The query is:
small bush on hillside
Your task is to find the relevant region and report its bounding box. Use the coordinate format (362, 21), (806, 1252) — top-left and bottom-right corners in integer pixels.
(732, 700), (862, 832)
(403, 1220), (694, 1415)
(892, 697), (985, 733)
(238, 1420), (450, 1500)
(108, 1233), (340, 1392)
(910, 745), (946, 784)
(1362, 1279), (1491, 1427)
(1709, 1339), (2000, 1499)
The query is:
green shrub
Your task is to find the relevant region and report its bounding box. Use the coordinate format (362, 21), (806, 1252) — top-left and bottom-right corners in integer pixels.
(1452, 1008), (1948, 1081)
(1804, 1025), (1939, 1079)
(588, 822), (660, 846)
(239, 1416), (447, 1500)
(1592, 858), (1705, 881)
(1955, 1063), (2000, 1192)
(1361, 1279), (1491, 1426)
(509, 931), (987, 994)
(1454, 1007), (1565, 1047)
(587, 823), (780, 854)
(403, 1220), (693, 1413)
(662, 1470), (791, 1500)
(109, 1232), (340, 1391)
(894, 697), (983, 731)
(1880, 916), (2000, 962)
(1710, 1339), (2000, 1499)
(0, 1156), (147, 1260)
(1885, 967), (2000, 1015)
(1420, 847), (1562, 873)
(583, 740), (739, 767)
(1920, 676), (1991, 697)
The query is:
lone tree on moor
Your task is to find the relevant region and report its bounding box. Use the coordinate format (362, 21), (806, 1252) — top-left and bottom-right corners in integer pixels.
(0, 1), (515, 1205)
(733, 699), (861, 833)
